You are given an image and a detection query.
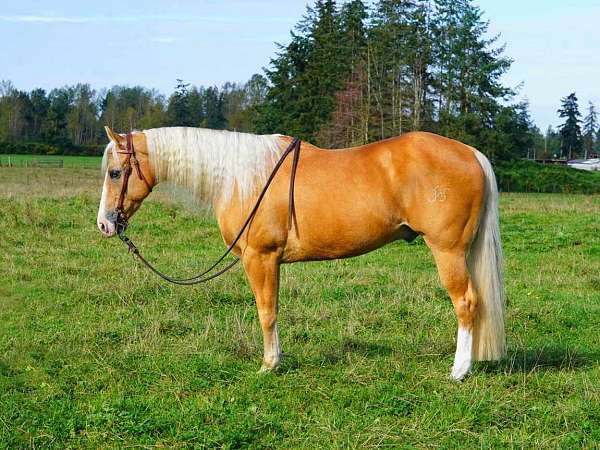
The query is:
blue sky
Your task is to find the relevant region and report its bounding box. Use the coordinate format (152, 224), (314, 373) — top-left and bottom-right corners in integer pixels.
(1, 0), (598, 131)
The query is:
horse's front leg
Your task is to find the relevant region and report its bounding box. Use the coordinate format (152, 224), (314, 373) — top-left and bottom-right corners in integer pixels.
(242, 249), (282, 372)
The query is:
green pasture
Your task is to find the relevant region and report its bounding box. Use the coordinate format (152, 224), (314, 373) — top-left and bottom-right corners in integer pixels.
(0, 154), (101, 169)
(1, 167), (599, 448)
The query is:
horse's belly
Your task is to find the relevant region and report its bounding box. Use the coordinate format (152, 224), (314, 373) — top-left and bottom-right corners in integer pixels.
(282, 211), (406, 262)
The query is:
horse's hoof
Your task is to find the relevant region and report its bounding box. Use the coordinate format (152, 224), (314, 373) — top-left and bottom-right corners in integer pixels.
(258, 364), (278, 374)
(450, 363), (471, 381)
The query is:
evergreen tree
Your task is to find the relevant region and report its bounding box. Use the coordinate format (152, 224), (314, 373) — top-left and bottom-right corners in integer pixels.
(167, 79), (192, 126)
(255, 31), (312, 136)
(582, 101), (597, 159)
(489, 101), (535, 160)
(187, 86), (207, 126)
(318, 0), (368, 146)
(543, 126), (562, 159)
(203, 86), (226, 129)
(431, 0), (512, 150)
(46, 87), (73, 145)
(257, 0), (347, 143)
(557, 92), (582, 159)
(29, 88), (49, 141)
(298, 0), (345, 142)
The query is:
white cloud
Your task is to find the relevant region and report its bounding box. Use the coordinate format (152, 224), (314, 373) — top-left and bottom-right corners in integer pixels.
(0, 15), (93, 23)
(0, 14), (296, 25)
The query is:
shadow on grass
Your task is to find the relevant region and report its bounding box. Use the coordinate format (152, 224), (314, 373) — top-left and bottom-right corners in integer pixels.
(479, 346), (600, 374)
(279, 338), (394, 372)
(277, 342), (599, 375)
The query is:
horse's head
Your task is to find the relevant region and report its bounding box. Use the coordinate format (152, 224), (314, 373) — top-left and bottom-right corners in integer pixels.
(97, 127), (155, 237)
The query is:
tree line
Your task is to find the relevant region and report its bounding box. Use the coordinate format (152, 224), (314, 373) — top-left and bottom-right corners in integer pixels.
(0, 75), (267, 154)
(0, 0), (598, 161)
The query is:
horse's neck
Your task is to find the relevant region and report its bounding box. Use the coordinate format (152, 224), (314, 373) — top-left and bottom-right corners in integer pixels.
(145, 127), (284, 207)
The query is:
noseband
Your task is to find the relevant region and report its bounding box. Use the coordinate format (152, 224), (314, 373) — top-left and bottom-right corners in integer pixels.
(114, 133), (153, 234)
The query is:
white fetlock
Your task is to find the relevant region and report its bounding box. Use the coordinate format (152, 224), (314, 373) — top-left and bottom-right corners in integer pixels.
(450, 327), (473, 381)
(258, 324), (281, 373)
(450, 360), (472, 380)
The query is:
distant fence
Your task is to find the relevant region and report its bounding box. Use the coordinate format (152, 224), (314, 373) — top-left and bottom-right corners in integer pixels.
(0, 157), (63, 168)
(533, 159), (568, 165)
(0, 141), (104, 156)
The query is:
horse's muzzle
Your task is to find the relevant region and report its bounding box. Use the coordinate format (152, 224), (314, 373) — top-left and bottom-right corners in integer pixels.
(98, 210), (119, 237)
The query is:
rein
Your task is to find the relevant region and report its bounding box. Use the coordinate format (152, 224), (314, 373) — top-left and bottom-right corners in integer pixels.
(114, 135), (302, 285)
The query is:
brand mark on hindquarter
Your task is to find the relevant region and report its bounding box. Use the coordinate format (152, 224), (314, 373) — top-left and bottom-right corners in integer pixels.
(429, 185), (448, 202)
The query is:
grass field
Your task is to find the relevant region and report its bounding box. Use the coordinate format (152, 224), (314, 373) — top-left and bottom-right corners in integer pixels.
(1, 166), (599, 448)
(0, 154), (101, 169)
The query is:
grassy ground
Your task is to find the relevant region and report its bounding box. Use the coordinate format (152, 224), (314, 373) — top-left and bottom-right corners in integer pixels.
(1, 167), (599, 448)
(0, 154), (101, 169)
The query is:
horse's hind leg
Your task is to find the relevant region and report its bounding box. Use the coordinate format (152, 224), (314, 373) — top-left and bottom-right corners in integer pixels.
(242, 249), (282, 372)
(428, 245), (478, 380)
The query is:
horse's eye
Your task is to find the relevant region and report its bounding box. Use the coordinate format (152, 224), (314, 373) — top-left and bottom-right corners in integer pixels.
(109, 169), (121, 180)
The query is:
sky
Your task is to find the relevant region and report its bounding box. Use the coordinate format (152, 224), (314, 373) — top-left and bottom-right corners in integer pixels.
(1, 0), (599, 131)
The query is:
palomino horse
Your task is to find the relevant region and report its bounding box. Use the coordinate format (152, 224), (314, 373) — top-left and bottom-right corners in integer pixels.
(97, 126), (505, 380)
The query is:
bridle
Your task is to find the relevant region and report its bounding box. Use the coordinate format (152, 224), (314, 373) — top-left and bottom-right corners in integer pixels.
(113, 133), (153, 235)
(110, 133), (302, 285)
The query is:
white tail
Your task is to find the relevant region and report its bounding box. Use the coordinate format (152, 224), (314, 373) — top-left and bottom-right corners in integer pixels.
(468, 150), (506, 361)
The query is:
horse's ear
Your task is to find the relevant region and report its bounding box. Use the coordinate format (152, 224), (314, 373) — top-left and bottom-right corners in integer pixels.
(104, 126), (125, 146)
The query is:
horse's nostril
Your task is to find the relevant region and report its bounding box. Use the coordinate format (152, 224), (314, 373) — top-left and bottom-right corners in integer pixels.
(99, 222), (106, 232)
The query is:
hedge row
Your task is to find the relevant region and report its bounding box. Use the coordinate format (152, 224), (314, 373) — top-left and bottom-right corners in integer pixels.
(495, 159), (600, 194)
(0, 141), (104, 156)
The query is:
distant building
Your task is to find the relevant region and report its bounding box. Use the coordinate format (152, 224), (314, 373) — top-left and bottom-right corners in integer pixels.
(567, 158), (600, 171)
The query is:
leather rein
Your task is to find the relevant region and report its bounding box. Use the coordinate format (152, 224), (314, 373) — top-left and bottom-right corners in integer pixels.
(113, 134), (302, 285)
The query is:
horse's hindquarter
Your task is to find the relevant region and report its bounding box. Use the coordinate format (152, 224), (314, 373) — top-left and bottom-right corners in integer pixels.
(395, 133), (485, 251)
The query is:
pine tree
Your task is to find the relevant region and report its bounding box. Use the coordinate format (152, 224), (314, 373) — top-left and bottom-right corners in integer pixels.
(431, 0), (512, 149)
(46, 87), (73, 145)
(582, 101), (597, 159)
(296, 0), (346, 142)
(167, 79), (192, 126)
(543, 126), (561, 159)
(557, 93), (582, 159)
(257, 0), (347, 143)
(29, 88), (49, 141)
(318, 0), (369, 146)
(255, 29), (312, 136)
(203, 86), (226, 129)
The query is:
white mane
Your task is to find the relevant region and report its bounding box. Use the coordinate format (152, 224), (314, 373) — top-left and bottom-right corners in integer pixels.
(143, 127), (284, 205)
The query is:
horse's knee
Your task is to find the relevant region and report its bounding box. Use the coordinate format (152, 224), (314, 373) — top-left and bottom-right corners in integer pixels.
(453, 281), (478, 328)
(258, 309), (277, 330)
